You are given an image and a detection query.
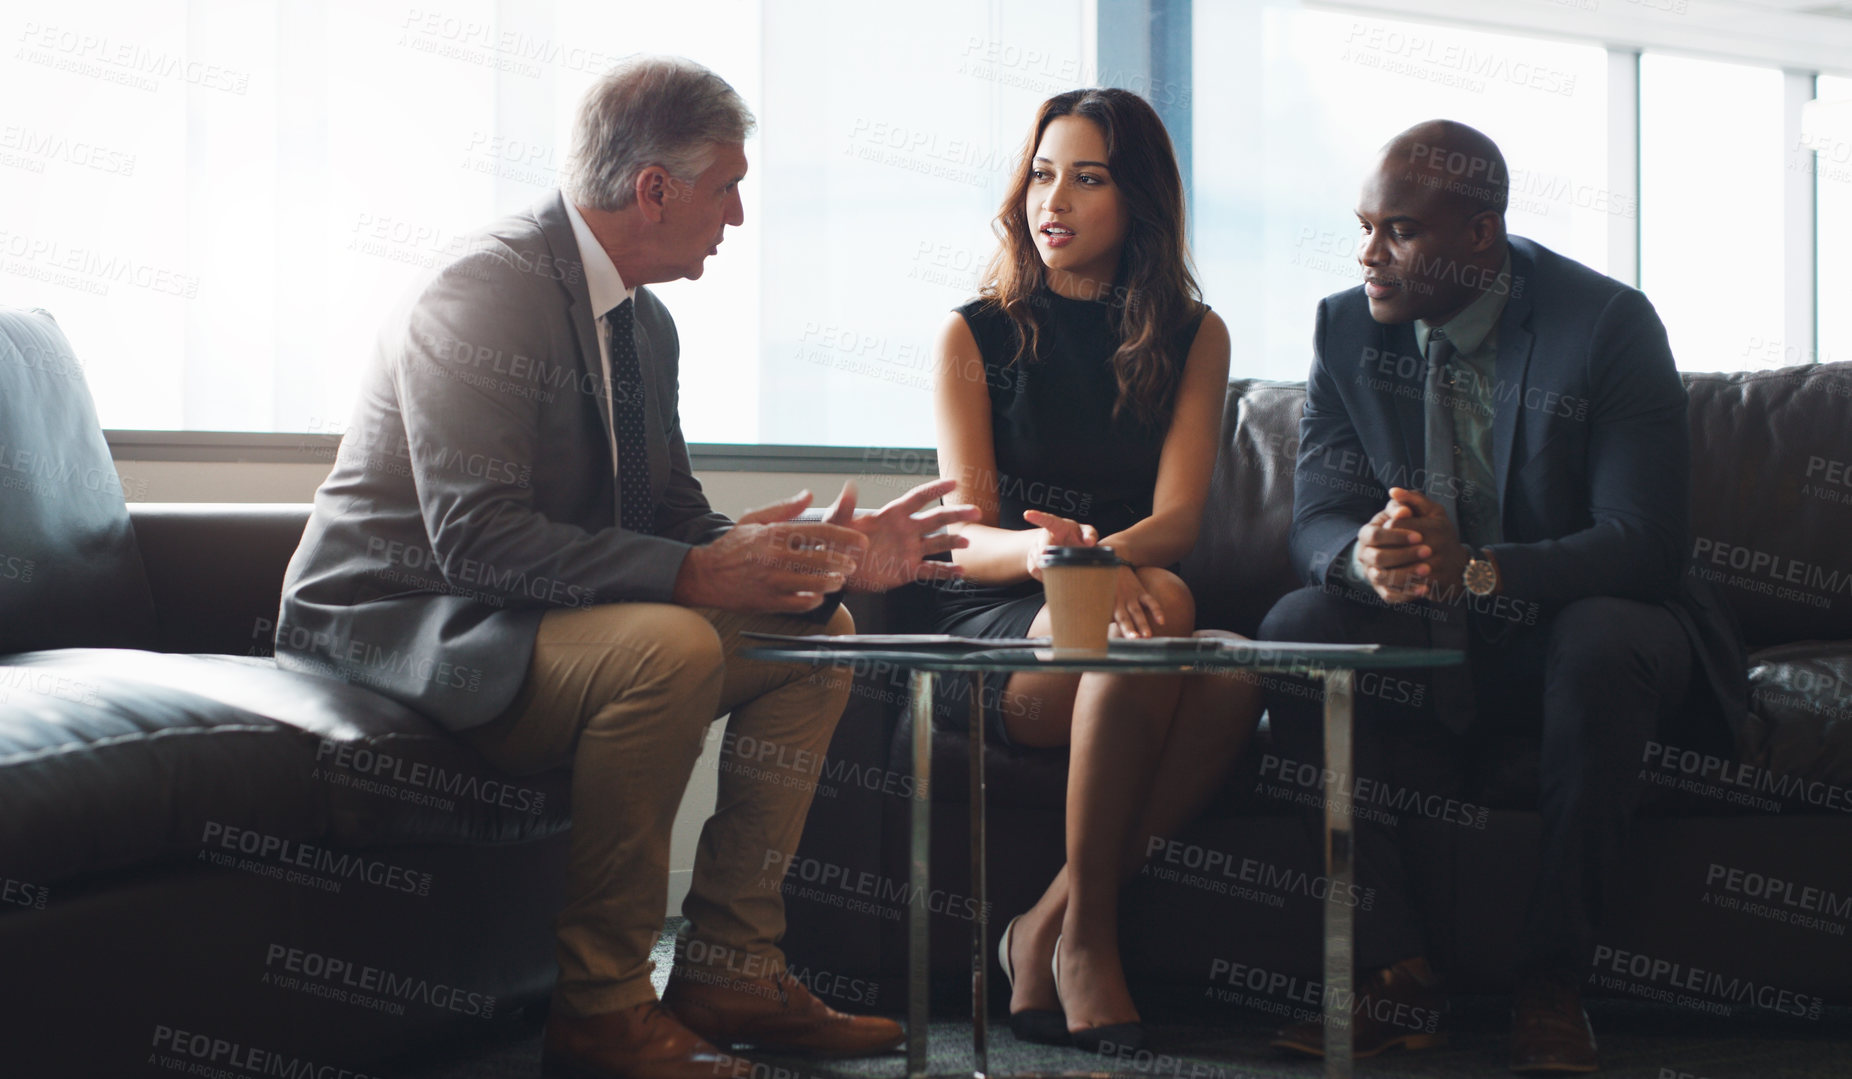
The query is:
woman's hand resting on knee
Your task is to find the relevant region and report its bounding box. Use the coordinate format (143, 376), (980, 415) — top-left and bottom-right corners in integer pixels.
(1111, 566), (1164, 638)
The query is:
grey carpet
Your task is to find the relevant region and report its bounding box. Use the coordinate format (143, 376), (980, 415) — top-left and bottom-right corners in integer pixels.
(394, 921), (1851, 1078)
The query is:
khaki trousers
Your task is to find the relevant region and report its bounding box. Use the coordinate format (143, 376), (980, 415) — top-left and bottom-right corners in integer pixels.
(458, 601), (853, 1017)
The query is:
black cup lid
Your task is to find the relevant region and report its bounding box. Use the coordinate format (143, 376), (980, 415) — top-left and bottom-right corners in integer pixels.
(1038, 545), (1120, 568)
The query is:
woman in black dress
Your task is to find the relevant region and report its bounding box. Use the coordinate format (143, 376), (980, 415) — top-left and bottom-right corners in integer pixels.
(931, 89), (1264, 1051)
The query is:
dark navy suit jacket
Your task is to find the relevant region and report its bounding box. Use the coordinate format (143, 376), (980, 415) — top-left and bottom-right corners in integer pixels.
(1291, 236), (1747, 736)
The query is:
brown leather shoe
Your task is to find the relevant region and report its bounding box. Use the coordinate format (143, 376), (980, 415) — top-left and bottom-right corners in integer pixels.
(542, 1001), (741, 1079)
(1509, 971), (1599, 1074)
(1269, 956), (1448, 1059)
(664, 966), (905, 1056)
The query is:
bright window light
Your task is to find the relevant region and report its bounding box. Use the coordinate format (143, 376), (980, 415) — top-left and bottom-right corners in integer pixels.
(1813, 74), (1852, 368)
(1193, 7), (1609, 383)
(1640, 52), (1787, 372)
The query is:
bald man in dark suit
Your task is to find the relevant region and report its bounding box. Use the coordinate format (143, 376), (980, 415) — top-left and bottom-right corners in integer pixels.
(1258, 121), (1745, 1074)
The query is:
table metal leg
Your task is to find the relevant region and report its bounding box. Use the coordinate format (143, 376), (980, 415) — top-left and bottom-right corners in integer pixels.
(910, 670), (935, 1079)
(1321, 669), (1355, 1079)
(969, 673), (989, 1079)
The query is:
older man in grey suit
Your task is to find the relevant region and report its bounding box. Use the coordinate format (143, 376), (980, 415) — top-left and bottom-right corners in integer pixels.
(278, 56), (973, 1079)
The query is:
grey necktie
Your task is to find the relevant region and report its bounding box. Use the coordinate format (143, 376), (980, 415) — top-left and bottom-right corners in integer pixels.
(604, 300), (654, 535)
(1421, 330), (1475, 732)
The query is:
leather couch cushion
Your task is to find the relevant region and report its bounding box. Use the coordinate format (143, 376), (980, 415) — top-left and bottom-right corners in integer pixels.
(893, 712), (1071, 811)
(1179, 379), (1307, 637)
(1739, 642), (1852, 801)
(130, 503), (313, 655)
(1182, 367), (1852, 649)
(0, 650), (569, 888)
(0, 307), (157, 653)
(1685, 363), (1852, 648)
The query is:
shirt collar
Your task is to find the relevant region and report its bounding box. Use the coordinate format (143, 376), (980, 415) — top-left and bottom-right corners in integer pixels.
(563, 196), (635, 319)
(1415, 250), (1513, 358)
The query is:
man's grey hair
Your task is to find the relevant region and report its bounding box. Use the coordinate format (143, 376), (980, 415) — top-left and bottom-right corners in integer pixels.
(564, 55), (756, 212)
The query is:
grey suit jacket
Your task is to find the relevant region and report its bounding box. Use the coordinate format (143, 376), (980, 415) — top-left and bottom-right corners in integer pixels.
(276, 192), (733, 730)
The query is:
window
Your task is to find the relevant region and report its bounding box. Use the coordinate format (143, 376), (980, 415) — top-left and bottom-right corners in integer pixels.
(1640, 53), (1788, 373)
(5, 2), (1845, 455)
(1192, 7), (1609, 383)
(749, 0), (1092, 447)
(1, 0), (1092, 448)
(1814, 74), (1852, 368)
(2, 0), (769, 436)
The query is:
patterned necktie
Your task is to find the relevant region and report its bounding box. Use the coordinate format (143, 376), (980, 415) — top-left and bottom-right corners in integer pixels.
(604, 299), (654, 534)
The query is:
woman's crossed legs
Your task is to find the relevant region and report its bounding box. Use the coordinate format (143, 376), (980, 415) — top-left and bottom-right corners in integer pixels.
(997, 567), (1263, 1035)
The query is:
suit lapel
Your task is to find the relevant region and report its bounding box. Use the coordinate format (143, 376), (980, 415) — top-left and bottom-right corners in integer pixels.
(569, 298), (611, 476)
(1492, 243), (1537, 503)
(537, 193), (610, 433)
(535, 192), (630, 520)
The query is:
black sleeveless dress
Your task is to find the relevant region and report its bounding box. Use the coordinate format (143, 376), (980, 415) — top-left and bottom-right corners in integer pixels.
(929, 288), (1208, 743)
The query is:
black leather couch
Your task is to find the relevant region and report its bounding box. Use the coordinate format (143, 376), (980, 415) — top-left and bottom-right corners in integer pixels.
(0, 504), (577, 1075)
(0, 305), (574, 1076)
(782, 362), (1852, 1026)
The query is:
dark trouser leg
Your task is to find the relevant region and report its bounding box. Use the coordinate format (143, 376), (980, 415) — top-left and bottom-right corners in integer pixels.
(1257, 585), (1465, 972)
(1518, 596), (1692, 977)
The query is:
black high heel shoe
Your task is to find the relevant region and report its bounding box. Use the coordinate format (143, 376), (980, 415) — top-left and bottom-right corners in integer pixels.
(1052, 934), (1148, 1054)
(998, 915), (1070, 1045)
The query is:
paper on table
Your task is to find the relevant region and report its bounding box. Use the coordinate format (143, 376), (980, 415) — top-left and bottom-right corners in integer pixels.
(740, 632), (1046, 649)
(1207, 638), (1381, 653)
(1184, 630), (1381, 653)
(1105, 637), (1225, 650)
(742, 632), (1381, 654)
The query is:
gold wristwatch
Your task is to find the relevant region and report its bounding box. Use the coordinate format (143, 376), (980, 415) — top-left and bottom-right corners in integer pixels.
(1463, 547), (1499, 597)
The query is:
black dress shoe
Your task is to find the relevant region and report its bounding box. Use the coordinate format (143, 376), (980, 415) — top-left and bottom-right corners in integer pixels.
(1509, 971), (1598, 1074)
(998, 915), (1068, 1045)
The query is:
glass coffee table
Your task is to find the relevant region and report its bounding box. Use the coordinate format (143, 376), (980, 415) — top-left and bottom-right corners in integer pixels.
(742, 637), (1463, 1079)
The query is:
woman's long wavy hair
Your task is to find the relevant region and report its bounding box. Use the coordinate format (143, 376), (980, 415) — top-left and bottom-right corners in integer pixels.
(978, 88), (1200, 427)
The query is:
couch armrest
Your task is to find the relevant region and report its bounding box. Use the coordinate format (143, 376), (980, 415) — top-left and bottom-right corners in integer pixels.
(128, 503), (311, 655)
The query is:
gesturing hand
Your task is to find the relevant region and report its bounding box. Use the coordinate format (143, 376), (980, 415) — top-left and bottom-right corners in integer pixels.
(1021, 509), (1098, 582)
(822, 478), (980, 593)
(672, 490), (868, 614)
